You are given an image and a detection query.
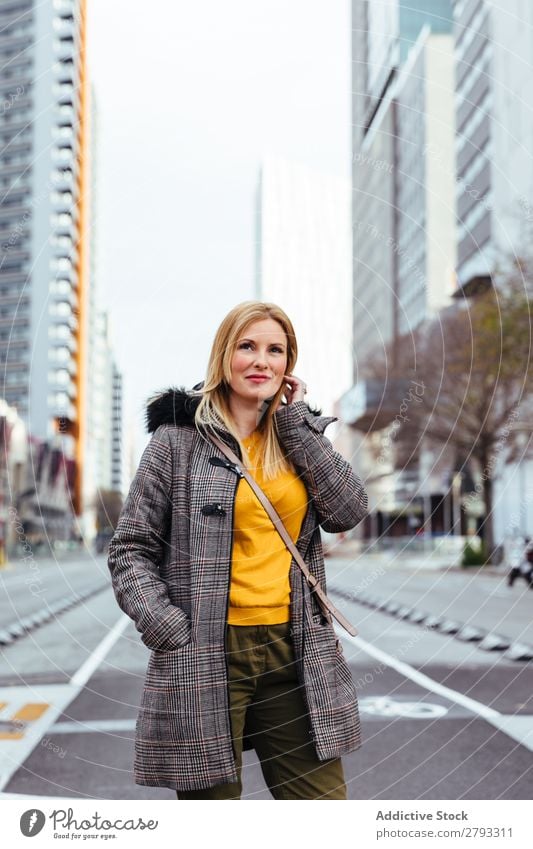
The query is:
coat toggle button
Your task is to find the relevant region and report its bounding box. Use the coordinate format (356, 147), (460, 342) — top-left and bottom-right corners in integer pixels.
(201, 503), (227, 516)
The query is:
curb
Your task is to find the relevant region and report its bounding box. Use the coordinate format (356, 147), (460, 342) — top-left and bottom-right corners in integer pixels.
(326, 545), (510, 578)
(0, 582), (110, 647)
(330, 583), (533, 663)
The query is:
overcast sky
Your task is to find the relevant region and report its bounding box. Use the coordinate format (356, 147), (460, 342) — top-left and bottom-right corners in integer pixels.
(87, 0), (351, 465)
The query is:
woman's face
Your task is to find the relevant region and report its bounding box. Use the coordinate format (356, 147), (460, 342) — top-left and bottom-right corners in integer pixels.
(228, 318), (289, 404)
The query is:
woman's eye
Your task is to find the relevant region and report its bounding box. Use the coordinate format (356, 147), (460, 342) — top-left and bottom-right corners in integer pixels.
(238, 343), (284, 353)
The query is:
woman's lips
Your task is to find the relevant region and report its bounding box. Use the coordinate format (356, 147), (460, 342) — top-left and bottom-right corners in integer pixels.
(246, 376), (270, 382)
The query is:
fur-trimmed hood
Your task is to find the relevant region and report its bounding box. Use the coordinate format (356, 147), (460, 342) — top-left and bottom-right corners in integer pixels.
(145, 382), (325, 434)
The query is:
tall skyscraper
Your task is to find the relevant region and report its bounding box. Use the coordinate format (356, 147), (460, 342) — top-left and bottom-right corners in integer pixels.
(79, 84), (124, 541)
(453, 0), (533, 291)
(354, 0), (453, 139)
(348, 0), (455, 539)
(110, 360), (123, 492)
(0, 0), (89, 515)
(395, 25), (456, 335)
(452, 0), (533, 545)
(255, 156), (352, 426)
(352, 0), (454, 366)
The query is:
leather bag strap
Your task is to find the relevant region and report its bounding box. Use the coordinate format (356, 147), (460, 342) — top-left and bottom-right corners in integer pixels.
(208, 433), (358, 637)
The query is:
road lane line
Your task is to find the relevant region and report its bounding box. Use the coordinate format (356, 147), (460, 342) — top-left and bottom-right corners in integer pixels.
(0, 686), (82, 783)
(341, 632), (501, 718)
(0, 613), (131, 792)
(341, 632), (533, 751)
(70, 613), (130, 688)
(50, 719), (137, 733)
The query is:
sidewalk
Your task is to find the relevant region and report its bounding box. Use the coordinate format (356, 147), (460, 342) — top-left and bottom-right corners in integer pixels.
(0, 547), (97, 574)
(326, 536), (505, 577)
(325, 540), (533, 659)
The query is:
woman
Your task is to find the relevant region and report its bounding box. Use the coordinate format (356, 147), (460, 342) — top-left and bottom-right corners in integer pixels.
(107, 300), (368, 799)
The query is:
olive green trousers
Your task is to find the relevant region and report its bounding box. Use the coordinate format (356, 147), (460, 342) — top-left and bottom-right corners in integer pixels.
(176, 622), (347, 800)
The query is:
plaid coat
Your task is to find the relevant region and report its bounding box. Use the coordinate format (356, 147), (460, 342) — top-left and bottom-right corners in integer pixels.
(107, 387), (368, 792)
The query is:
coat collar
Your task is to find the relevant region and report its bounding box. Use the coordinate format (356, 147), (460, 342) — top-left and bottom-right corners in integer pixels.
(145, 385), (202, 433)
(145, 382), (325, 434)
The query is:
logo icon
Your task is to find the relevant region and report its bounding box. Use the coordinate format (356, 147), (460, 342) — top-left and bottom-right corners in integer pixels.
(20, 809), (46, 837)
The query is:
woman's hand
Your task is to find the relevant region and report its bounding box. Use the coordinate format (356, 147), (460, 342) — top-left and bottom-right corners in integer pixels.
(282, 374), (308, 405)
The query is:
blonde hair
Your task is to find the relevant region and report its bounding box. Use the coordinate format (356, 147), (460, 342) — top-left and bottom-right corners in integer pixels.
(193, 300), (298, 480)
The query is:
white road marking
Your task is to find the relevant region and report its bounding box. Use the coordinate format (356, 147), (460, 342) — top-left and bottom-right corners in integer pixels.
(2, 610), (533, 799)
(0, 613), (130, 792)
(70, 614), (131, 688)
(340, 631), (533, 751)
(341, 632), (501, 717)
(488, 715), (533, 751)
(359, 696), (449, 718)
(0, 685), (75, 790)
(50, 719), (137, 733)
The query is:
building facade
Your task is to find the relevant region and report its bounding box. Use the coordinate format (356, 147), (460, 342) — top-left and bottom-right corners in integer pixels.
(0, 0), (90, 519)
(396, 26), (456, 334)
(349, 0), (456, 541)
(453, 0), (533, 547)
(255, 155), (353, 430)
(352, 0), (455, 366)
(454, 0), (533, 290)
(0, 1), (122, 550)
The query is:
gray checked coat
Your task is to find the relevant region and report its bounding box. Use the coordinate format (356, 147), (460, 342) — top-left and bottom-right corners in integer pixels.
(107, 386), (369, 792)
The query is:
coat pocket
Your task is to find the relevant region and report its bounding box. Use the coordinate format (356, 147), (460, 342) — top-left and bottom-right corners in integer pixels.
(296, 617), (361, 758)
(303, 620), (338, 697)
(332, 639), (359, 709)
(140, 606), (191, 652)
(144, 640), (195, 690)
(137, 643), (227, 745)
(302, 619), (358, 713)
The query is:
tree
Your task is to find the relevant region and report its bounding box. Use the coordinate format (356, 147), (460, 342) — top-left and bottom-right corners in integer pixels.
(407, 270), (532, 561)
(361, 261), (533, 561)
(361, 327), (425, 474)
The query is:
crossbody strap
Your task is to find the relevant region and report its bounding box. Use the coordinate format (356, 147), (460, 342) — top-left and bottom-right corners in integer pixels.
(208, 433), (358, 637)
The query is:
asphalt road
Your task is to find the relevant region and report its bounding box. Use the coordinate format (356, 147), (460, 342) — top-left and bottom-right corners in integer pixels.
(0, 552), (532, 800)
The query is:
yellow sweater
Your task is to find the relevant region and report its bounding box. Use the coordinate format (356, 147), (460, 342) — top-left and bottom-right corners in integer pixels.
(228, 429), (309, 625)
